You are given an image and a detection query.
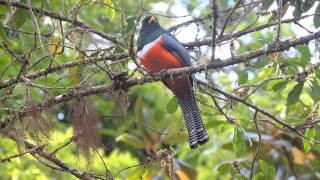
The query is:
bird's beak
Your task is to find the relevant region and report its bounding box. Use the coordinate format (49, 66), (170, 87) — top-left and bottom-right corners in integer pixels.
(148, 16), (157, 24)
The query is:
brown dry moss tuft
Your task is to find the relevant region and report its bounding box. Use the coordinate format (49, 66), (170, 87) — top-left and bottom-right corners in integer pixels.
(23, 96), (52, 141)
(70, 97), (101, 165)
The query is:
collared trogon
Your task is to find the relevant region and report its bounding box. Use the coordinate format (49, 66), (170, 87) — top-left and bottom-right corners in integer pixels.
(136, 16), (209, 149)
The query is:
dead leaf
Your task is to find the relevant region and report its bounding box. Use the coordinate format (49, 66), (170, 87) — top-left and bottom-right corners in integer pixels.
(291, 146), (305, 165)
(176, 169), (190, 180)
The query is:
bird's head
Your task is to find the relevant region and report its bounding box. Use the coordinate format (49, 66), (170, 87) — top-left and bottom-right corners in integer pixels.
(137, 15), (162, 50)
(141, 15), (160, 28)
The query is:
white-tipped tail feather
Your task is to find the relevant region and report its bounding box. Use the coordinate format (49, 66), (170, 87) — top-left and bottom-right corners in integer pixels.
(175, 87), (209, 149)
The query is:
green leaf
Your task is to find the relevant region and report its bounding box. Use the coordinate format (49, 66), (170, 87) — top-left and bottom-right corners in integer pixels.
(216, 163), (231, 174)
(258, 159), (275, 179)
(258, 67), (273, 81)
(0, 27), (8, 42)
(306, 128), (315, 138)
(287, 82), (304, 104)
(315, 128), (320, 152)
(126, 16), (136, 33)
(197, 93), (208, 103)
(286, 65), (298, 75)
(314, 3), (320, 28)
(68, 54), (84, 84)
(116, 133), (145, 149)
(252, 172), (265, 180)
(293, 1), (303, 17)
(10, 9), (29, 29)
(220, 124), (232, 136)
(261, 0), (274, 10)
(135, 97), (151, 142)
(302, 0), (314, 12)
(233, 128), (246, 157)
(304, 138), (311, 152)
(266, 165), (276, 179)
(128, 166), (150, 179)
(104, 0), (116, 21)
(0, 5), (8, 16)
(162, 123), (187, 144)
(297, 46), (311, 67)
(286, 100), (306, 117)
(238, 71), (248, 85)
(316, 68), (320, 80)
(206, 120), (227, 129)
(272, 80), (289, 92)
(311, 79), (320, 102)
(101, 128), (116, 136)
(304, 128), (316, 152)
(201, 111), (218, 117)
(259, 159), (269, 174)
(0, 50), (9, 72)
(167, 96), (178, 114)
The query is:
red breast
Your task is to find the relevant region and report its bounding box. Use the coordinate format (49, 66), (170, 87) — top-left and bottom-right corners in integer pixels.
(137, 36), (191, 98)
(137, 36), (184, 72)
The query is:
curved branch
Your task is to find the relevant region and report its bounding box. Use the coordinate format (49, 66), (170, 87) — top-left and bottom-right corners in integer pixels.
(196, 80), (320, 144)
(0, 53), (129, 89)
(182, 14), (318, 48)
(0, 0), (124, 46)
(1, 30), (320, 130)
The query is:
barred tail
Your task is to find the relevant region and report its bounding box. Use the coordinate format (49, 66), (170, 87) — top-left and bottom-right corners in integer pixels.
(176, 96), (198, 149)
(176, 87), (209, 148)
(189, 88), (209, 145)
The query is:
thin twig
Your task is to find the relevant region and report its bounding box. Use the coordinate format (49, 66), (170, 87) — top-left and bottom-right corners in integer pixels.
(32, 153), (65, 171)
(220, 0), (242, 37)
(275, 0), (282, 41)
(115, 148), (173, 177)
(27, 0), (45, 51)
(197, 80), (320, 144)
(50, 137), (75, 156)
(200, 87), (230, 120)
(94, 148), (113, 179)
(249, 111), (261, 180)
(0, 0), (124, 46)
(211, 0), (218, 61)
(0, 144), (46, 163)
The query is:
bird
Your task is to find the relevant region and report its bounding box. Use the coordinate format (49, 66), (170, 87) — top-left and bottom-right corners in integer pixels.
(136, 15), (209, 149)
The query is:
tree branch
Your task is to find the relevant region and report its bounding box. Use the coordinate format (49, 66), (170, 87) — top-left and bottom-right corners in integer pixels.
(211, 0), (218, 60)
(0, 0), (124, 46)
(22, 140), (95, 179)
(197, 80), (320, 144)
(0, 53), (129, 89)
(182, 14), (317, 48)
(1, 30), (320, 130)
(249, 111), (261, 180)
(0, 144), (46, 163)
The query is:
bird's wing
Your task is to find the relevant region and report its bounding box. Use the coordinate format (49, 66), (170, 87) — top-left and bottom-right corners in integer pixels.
(161, 33), (192, 67)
